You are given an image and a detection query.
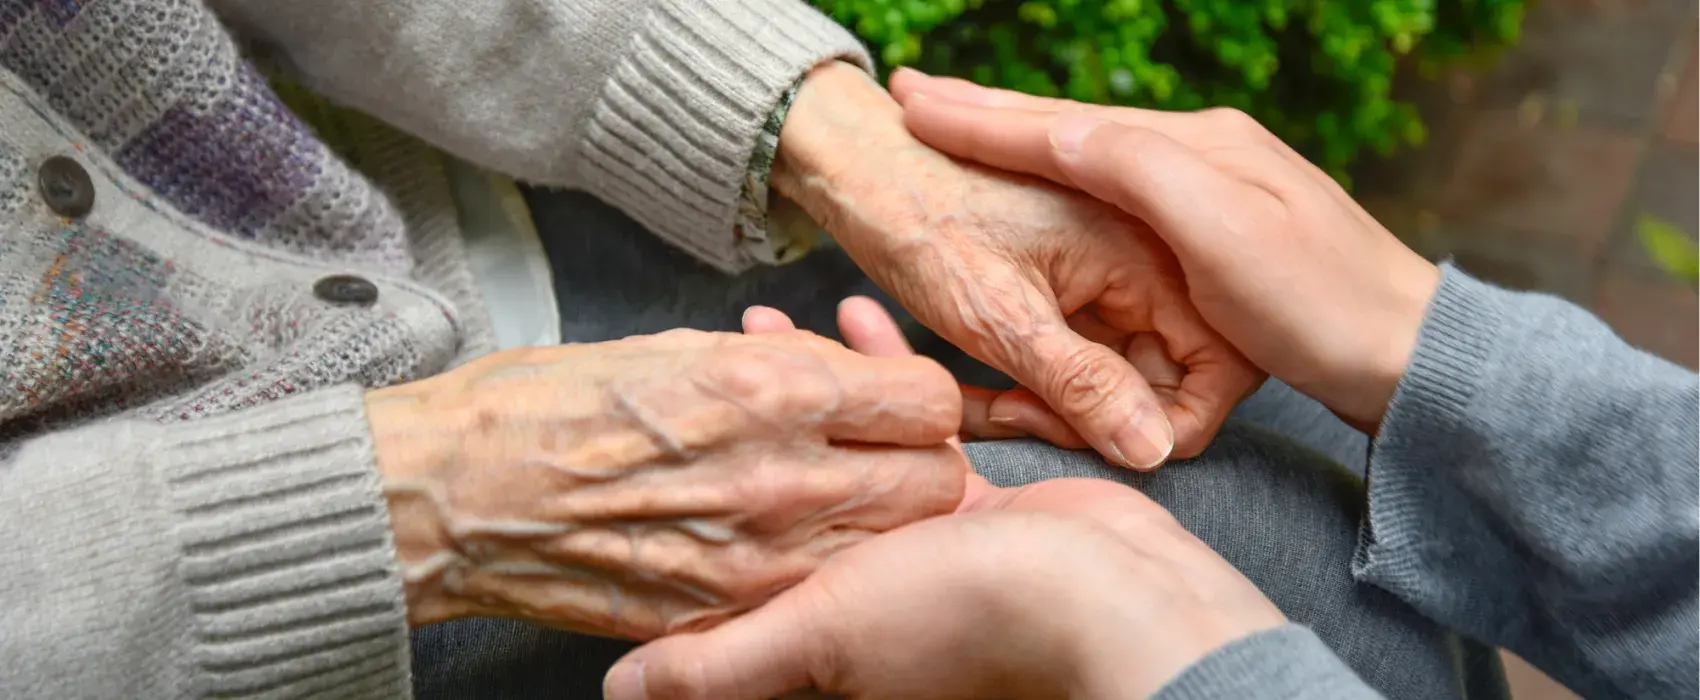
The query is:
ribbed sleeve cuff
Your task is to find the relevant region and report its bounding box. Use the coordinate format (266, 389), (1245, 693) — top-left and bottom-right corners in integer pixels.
(578, 0), (872, 273)
(158, 385), (410, 698)
(1355, 264), (1506, 589)
(1155, 625), (1381, 700)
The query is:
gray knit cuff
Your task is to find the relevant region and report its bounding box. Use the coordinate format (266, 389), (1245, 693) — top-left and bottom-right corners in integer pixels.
(578, 0), (872, 274)
(157, 385), (410, 698)
(1355, 264), (1504, 590)
(1154, 625), (1381, 699)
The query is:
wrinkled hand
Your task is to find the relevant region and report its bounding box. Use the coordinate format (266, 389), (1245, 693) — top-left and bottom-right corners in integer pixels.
(891, 69), (1442, 431)
(774, 62), (1262, 469)
(599, 300), (1286, 700)
(362, 328), (968, 638)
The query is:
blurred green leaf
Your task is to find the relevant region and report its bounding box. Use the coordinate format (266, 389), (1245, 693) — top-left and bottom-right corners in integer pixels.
(812, 0), (1527, 178)
(1638, 215), (1700, 283)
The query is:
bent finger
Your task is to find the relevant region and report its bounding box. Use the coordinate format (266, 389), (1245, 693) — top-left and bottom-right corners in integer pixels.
(960, 383), (1032, 441)
(1017, 327), (1173, 470)
(742, 306), (797, 334)
(811, 351), (964, 446)
(836, 296), (914, 357)
(984, 386), (1088, 449)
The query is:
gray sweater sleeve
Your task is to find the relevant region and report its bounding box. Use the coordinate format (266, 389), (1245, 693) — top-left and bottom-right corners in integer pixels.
(205, 0), (871, 275)
(0, 386), (411, 699)
(1355, 265), (1699, 699)
(1155, 625), (1385, 700)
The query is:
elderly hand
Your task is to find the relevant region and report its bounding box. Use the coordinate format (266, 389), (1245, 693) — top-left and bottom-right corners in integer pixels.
(773, 62), (1262, 470)
(891, 70), (1442, 432)
(600, 299), (1286, 700)
(362, 328), (967, 638)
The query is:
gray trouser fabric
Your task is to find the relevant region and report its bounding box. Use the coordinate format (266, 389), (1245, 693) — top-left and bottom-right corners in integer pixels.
(411, 429), (1500, 700)
(407, 190), (1505, 699)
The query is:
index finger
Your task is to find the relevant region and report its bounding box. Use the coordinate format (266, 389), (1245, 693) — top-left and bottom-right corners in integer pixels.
(890, 67), (1077, 112)
(902, 97), (1076, 187)
(901, 97), (1224, 182)
(807, 341), (965, 447)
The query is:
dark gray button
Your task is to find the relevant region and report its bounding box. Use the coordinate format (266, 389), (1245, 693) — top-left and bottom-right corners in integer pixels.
(37, 155), (94, 219)
(313, 275), (379, 306)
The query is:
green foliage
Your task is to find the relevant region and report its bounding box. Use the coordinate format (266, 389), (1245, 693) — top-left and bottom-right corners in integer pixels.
(810, 0), (1525, 181)
(1638, 215), (1700, 285)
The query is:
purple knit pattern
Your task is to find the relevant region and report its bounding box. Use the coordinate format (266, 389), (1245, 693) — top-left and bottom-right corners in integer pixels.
(37, 0), (78, 27)
(0, 0), (411, 269)
(116, 64), (323, 238)
(0, 0), (78, 36)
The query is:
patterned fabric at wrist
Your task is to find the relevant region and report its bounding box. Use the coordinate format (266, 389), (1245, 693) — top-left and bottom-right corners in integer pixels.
(734, 78), (826, 266)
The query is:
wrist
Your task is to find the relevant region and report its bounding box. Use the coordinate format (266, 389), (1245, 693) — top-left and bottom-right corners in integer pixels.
(977, 557), (1202, 699)
(772, 63), (935, 247)
(364, 384), (467, 627)
(772, 61), (903, 196)
(1046, 540), (1285, 700)
(1314, 251), (1441, 433)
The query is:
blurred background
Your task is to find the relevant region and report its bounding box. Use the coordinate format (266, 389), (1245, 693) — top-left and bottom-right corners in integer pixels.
(809, 0), (1700, 697)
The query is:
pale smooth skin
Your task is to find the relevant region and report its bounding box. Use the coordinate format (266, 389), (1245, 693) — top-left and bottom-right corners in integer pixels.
(364, 328), (968, 638)
(886, 68), (1443, 432)
(600, 298), (1286, 700)
(773, 62), (1264, 469)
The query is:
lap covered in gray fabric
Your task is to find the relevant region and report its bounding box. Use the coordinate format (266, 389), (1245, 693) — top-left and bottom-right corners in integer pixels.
(410, 190), (1504, 700)
(412, 429), (1504, 700)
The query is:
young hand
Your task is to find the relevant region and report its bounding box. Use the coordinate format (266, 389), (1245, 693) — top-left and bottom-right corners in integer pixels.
(891, 69), (1442, 431)
(773, 62), (1263, 468)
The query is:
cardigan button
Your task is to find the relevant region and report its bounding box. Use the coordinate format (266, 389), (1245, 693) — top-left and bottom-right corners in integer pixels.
(313, 275), (380, 306)
(37, 156), (94, 219)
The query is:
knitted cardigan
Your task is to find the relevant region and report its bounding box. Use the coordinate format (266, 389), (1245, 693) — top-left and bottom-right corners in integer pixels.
(0, 0), (867, 697)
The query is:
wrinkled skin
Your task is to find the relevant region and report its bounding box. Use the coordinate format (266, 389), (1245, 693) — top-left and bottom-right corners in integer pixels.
(363, 329), (967, 639)
(600, 300), (1286, 700)
(774, 62), (1262, 470)
(890, 69), (1443, 431)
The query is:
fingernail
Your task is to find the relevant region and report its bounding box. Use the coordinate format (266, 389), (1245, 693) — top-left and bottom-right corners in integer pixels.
(894, 65), (929, 79)
(1051, 114), (1106, 155)
(1113, 410), (1173, 471)
(987, 402), (1020, 425)
(604, 660), (647, 700)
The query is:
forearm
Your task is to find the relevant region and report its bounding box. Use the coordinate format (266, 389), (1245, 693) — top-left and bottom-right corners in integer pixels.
(210, 0), (869, 273)
(0, 386), (410, 699)
(1357, 265), (1698, 698)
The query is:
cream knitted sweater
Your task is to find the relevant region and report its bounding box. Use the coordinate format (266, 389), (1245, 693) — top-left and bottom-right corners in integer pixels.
(0, 0), (867, 696)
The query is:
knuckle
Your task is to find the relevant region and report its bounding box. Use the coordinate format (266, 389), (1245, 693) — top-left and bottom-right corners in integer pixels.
(729, 467), (790, 524)
(707, 347), (782, 396)
(638, 327), (712, 346)
(772, 328), (840, 352)
(1045, 343), (1125, 418)
(895, 357), (962, 435)
(1201, 107), (1264, 140)
(698, 345), (833, 420)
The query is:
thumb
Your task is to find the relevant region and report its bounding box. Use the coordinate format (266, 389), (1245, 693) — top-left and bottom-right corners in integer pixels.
(1017, 327), (1173, 470)
(1047, 115), (1238, 262)
(603, 598), (824, 700)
